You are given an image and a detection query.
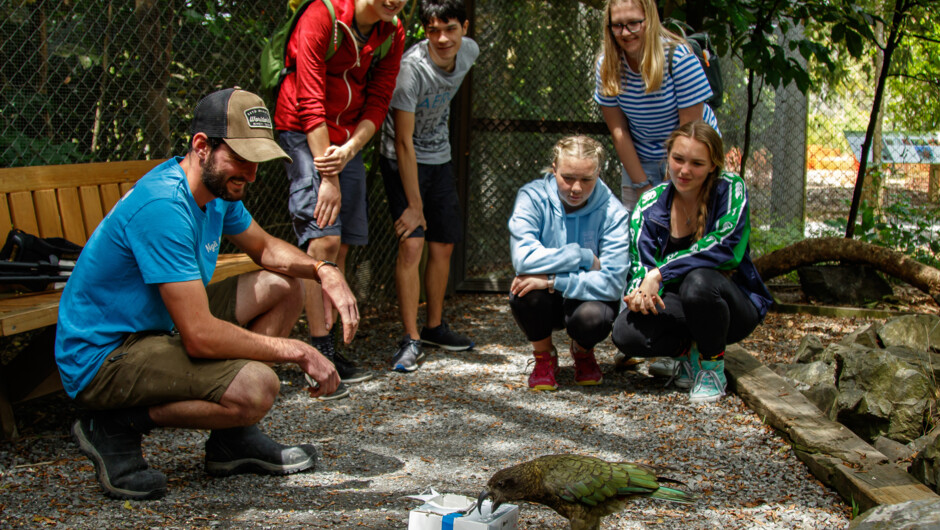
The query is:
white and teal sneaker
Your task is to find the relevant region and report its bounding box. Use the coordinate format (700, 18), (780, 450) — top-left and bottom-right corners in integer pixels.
(689, 359), (727, 403)
(665, 343), (700, 390)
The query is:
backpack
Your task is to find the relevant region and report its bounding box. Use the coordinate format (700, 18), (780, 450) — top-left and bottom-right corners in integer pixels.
(0, 229), (82, 292)
(260, 0), (398, 103)
(666, 30), (723, 109)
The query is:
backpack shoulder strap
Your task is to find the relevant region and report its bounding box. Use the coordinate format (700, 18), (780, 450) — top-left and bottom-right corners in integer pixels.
(666, 43), (676, 78)
(320, 0), (340, 61)
(288, 0), (338, 61)
(373, 15), (399, 61)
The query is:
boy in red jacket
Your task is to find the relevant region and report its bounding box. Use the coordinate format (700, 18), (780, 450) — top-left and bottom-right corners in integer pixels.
(275, 0), (407, 399)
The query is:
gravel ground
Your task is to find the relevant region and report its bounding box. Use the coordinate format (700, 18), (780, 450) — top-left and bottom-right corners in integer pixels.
(0, 293), (870, 529)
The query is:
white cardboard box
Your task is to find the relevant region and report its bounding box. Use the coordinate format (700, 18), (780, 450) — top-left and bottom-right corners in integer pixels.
(407, 490), (518, 530)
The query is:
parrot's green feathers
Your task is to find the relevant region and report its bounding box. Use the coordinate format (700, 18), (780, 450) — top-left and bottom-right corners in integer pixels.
(484, 454), (696, 530)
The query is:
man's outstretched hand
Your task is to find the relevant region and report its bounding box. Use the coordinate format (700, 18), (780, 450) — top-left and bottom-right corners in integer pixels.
(316, 264), (359, 344)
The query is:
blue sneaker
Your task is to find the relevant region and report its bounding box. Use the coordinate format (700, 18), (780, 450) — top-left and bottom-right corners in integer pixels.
(420, 320), (474, 351)
(689, 359), (727, 403)
(390, 337), (425, 372)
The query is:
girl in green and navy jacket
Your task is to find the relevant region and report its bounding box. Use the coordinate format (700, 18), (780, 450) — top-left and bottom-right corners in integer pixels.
(611, 120), (772, 404)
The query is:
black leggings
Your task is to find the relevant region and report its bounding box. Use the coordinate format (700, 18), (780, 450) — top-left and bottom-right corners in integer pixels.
(611, 268), (760, 360)
(509, 290), (619, 349)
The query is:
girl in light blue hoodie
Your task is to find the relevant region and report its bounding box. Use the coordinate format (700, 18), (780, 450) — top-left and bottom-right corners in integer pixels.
(508, 136), (630, 391)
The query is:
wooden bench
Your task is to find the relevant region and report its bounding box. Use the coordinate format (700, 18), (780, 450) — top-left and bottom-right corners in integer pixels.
(0, 160), (259, 439)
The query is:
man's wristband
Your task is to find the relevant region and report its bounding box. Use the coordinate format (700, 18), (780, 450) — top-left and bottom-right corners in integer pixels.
(547, 274), (556, 294)
(313, 260), (338, 283)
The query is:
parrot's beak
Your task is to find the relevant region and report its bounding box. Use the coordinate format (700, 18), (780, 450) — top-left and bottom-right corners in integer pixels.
(476, 488), (494, 514)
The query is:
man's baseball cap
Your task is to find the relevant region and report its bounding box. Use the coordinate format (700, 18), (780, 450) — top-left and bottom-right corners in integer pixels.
(191, 88), (292, 163)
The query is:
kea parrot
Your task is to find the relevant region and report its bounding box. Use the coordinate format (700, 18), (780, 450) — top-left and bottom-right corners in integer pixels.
(477, 454), (696, 530)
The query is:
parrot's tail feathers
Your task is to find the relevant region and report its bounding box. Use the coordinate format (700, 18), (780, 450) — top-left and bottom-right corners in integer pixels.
(650, 485), (698, 505)
(656, 476), (687, 487)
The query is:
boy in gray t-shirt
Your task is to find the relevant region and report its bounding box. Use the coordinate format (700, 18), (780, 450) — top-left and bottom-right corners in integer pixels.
(379, 0), (479, 372)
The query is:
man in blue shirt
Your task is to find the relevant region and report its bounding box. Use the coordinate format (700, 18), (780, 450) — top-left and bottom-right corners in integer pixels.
(56, 88), (359, 500)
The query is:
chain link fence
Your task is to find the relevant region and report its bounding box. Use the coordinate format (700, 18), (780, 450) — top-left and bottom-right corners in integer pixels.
(2, 1), (936, 306)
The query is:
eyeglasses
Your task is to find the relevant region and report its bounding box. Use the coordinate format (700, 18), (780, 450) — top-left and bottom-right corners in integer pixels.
(608, 19), (645, 35)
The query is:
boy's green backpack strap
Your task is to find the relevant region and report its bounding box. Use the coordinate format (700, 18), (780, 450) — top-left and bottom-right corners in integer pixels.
(259, 0), (338, 97)
(321, 0), (340, 61)
(373, 15), (399, 61)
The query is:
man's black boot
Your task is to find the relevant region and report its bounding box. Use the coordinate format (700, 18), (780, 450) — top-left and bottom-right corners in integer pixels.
(71, 408), (167, 500)
(204, 425), (317, 477)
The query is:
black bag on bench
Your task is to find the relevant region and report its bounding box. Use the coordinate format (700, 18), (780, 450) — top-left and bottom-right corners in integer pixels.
(0, 229), (83, 291)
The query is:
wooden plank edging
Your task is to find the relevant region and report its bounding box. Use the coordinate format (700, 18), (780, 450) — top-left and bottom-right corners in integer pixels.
(724, 345), (938, 513)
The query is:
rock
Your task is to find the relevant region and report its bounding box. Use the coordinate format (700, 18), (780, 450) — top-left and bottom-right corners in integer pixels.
(910, 426), (940, 455)
(770, 362), (789, 379)
(835, 348), (933, 443)
(818, 342), (865, 365)
(781, 360), (837, 388)
(797, 264), (893, 305)
(848, 499), (940, 529)
(795, 334), (825, 363)
(802, 383), (839, 420)
(910, 427), (940, 493)
(841, 324), (881, 349)
(884, 345), (940, 380)
(872, 435), (915, 467)
(877, 314), (940, 352)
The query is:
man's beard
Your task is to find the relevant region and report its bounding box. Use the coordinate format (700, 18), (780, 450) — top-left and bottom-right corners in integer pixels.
(201, 153), (244, 202)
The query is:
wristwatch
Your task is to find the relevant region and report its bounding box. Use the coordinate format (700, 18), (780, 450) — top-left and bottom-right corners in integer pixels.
(313, 259), (338, 283)
(547, 274), (555, 293)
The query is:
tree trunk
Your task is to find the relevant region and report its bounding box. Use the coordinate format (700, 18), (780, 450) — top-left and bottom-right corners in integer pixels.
(135, 0), (172, 158)
(740, 67), (757, 177)
(769, 23), (807, 230)
(753, 237), (940, 305)
(92, 0), (113, 155)
(35, 6), (52, 139)
(860, 20), (886, 212)
(846, 0), (906, 238)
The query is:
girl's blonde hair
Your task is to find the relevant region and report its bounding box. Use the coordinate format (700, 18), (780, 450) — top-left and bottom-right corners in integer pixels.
(665, 121), (724, 240)
(548, 135), (606, 174)
(597, 0), (684, 97)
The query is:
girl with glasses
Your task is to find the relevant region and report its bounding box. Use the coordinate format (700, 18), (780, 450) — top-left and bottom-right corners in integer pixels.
(595, 0), (722, 377)
(594, 0), (720, 212)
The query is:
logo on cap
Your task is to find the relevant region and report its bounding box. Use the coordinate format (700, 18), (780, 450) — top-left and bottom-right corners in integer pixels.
(244, 107), (273, 130)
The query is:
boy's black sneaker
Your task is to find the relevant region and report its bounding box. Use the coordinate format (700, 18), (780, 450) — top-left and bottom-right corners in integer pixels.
(326, 350), (372, 383)
(204, 425), (317, 477)
(420, 320), (474, 351)
(390, 337), (424, 372)
(312, 334), (372, 384)
(71, 416), (167, 500)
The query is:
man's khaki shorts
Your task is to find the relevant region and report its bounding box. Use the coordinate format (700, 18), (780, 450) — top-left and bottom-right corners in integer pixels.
(76, 275), (253, 410)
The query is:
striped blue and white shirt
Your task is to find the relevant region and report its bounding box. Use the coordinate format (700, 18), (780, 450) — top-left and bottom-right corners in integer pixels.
(594, 42), (720, 164)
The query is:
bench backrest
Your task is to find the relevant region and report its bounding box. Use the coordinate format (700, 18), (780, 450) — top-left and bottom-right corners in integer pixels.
(0, 160), (164, 245)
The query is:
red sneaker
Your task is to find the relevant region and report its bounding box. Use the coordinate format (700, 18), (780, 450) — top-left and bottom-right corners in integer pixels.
(528, 349), (559, 391)
(572, 344), (603, 386)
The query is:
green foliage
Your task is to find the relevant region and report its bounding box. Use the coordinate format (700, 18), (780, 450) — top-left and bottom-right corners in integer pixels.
(749, 219), (805, 257)
(825, 196), (940, 269)
(0, 130), (90, 167)
(884, 7), (940, 131)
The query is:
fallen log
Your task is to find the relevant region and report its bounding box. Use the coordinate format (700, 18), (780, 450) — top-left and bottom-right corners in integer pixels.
(753, 237), (940, 305)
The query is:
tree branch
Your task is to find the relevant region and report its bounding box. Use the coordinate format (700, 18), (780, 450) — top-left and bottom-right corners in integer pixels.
(887, 72), (940, 88)
(754, 237), (940, 305)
